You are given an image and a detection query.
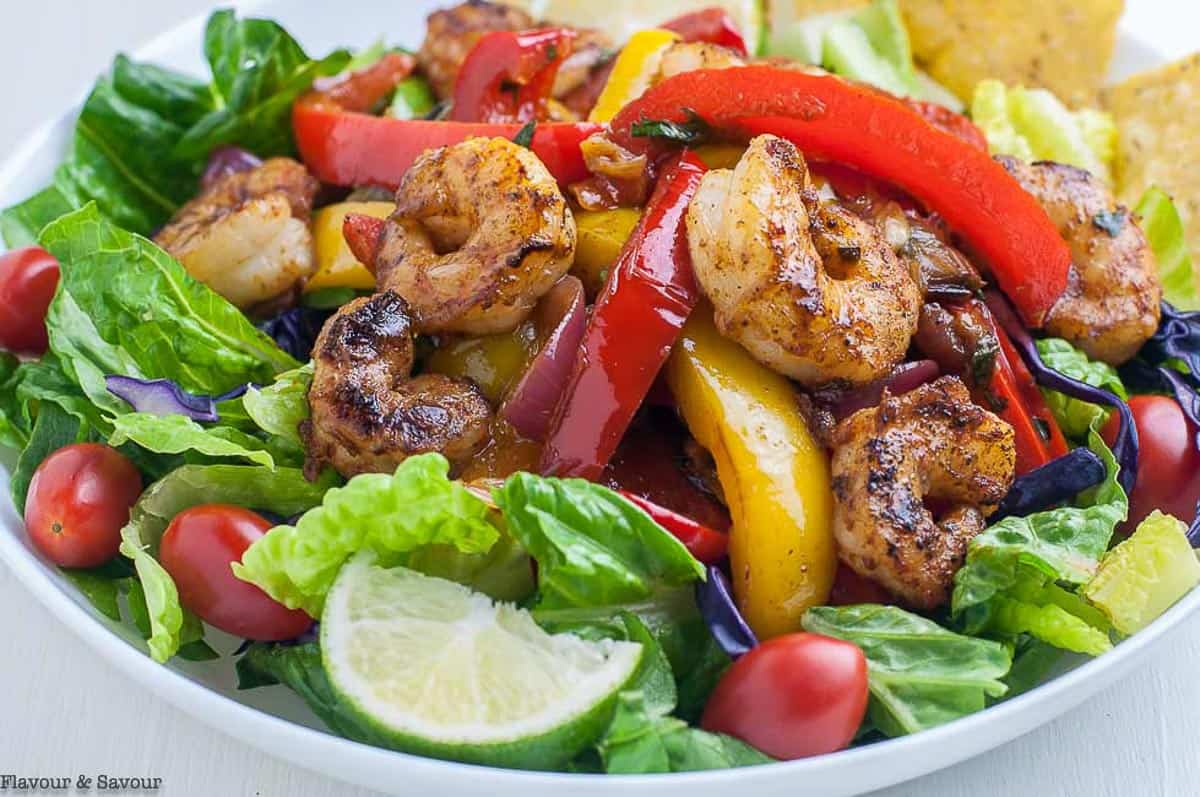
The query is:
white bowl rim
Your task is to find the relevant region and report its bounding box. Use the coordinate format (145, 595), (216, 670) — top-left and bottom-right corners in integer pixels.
(0, 4), (1192, 794)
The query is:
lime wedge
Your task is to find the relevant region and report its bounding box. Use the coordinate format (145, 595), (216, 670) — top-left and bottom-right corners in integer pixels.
(507, 0), (767, 54)
(321, 554), (642, 769)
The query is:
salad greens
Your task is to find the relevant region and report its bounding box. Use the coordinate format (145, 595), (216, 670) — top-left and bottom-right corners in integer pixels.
(1083, 511), (1200, 634)
(803, 605), (1011, 736)
(0, 11), (349, 245)
(234, 454), (498, 617)
(1136, 187), (1198, 310)
(495, 473), (706, 611)
(970, 80), (1116, 183)
(1036, 338), (1128, 438)
(952, 434), (1127, 653)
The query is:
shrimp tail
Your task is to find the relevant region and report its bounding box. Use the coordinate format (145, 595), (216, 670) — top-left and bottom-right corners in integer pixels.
(343, 213), (387, 273)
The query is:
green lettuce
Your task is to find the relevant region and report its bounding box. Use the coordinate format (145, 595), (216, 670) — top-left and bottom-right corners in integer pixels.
(10, 403), (88, 514)
(109, 414), (277, 468)
(0, 12), (349, 244)
(495, 473), (705, 611)
(772, 0), (959, 109)
(952, 433), (1127, 653)
(117, 464), (333, 662)
(241, 363), (312, 445)
(234, 454), (498, 617)
(803, 604), (1011, 736)
(1083, 510), (1200, 634)
(1136, 186), (1197, 310)
(1035, 338), (1127, 438)
(39, 204), (297, 401)
(971, 79), (1115, 183)
(0, 354), (29, 451)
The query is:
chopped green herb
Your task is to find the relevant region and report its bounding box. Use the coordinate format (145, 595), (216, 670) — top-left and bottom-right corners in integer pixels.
(1092, 210), (1126, 237)
(630, 110), (711, 145)
(513, 120), (537, 149)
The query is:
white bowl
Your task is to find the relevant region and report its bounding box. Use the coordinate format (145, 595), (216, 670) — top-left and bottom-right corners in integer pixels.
(0, 3), (1187, 795)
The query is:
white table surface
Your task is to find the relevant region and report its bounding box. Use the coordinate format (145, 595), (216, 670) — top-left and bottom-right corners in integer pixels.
(1, 2), (1198, 795)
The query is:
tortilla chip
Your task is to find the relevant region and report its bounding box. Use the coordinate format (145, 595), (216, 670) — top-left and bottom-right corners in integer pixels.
(1105, 55), (1200, 271)
(898, 0), (1123, 106)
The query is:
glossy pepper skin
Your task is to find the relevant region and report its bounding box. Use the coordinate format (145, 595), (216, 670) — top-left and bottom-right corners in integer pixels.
(292, 48), (597, 189)
(539, 152), (708, 479)
(451, 28), (575, 123)
(666, 309), (836, 640)
(660, 8), (750, 55)
(619, 491), (729, 564)
(608, 66), (1072, 326)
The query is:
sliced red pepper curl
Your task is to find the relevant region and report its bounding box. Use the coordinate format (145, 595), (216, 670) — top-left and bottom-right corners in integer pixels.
(608, 67), (1071, 326)
(451, 28), (575, 123)
(619, 491), (729, 564)
(981, 306), (1070, 475)
(660, 8), (749, 55)
(293, 44), (597, 189)
(540, 152), (708, 479)
(342, 213), (387, 273)
(293, 105), (599, 189)
(901, 99), (988, 151)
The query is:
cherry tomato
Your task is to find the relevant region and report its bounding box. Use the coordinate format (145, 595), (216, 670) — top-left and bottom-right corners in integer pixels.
(159, 504), (312, 640)
(24, 444), (142, 568)
(829, 564), (897, 606)
(1103, 395), (1200, 529)
(0, 246), (60, 355)
(701, 632), (869, 759)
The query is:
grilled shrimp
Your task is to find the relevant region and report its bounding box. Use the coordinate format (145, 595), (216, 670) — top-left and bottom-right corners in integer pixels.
(686, 135), (921, 387)
(1000, 157), (1161, 365)
(656, 41), (744, 80)
(155, 158), (318, 309)
(830, 376), (1016, 609)
(373, 137), (576, 335)
(416, 0), (533, 98)
(304, 291), (492, 479)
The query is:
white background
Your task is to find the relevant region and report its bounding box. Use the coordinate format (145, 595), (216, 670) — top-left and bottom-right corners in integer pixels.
(1, 2), (1198, 795)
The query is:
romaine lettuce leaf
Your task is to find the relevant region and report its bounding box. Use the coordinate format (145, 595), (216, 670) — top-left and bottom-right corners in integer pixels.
(118, 523), (186, 663)
(9, 403), (88, 514)
(803, 604), (1011, 736)
(242, 363), (312, 445)
(970, 79), (1115, 183)
(952, 433), (1127, 654)
(0, 354), (29, 451)
(1083, 510), (1200, 634)
(1035, 338), (1127, 438)
(108, 413), (277, 468)
(234, 454), (498, 617)
(494, 473), (705, 611)
(39, 204), (298, 402)
(1136, 186), (1197, 310)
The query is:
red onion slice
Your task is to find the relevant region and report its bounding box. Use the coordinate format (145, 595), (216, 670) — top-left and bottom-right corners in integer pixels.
(500, 276), (587, 440)
(830, 359), (940, 421)
(201, 146), (262, 190)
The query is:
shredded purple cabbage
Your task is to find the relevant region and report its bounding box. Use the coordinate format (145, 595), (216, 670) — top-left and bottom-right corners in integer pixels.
(985, 292), (1138, 495)
(1142, 302), (1200, 378)
(106, 376), (222, 422)
(695, 564), (758, 659)
(257, 306), (333, 360)
(993, 447), (1106, 520)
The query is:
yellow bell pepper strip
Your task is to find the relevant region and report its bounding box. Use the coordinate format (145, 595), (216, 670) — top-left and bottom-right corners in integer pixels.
(571, 208), (642, 297)
(427, 323), (538, 404)
(666, 308), (836, 639)
(588, 28), (680, 123)
(305, 201), (393, 293)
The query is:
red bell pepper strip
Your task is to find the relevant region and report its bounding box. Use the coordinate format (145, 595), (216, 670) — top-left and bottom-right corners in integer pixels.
(902, 99), (988, 151)
(982, 307), (1070, 475)
(660, 8), (749, 56)
(293, 47), (598, 189)
(608, 67), (1071, 326)
(619, 491), (729, 564)
(451, 28), (575, 123)
(540, 152), (708, 479)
